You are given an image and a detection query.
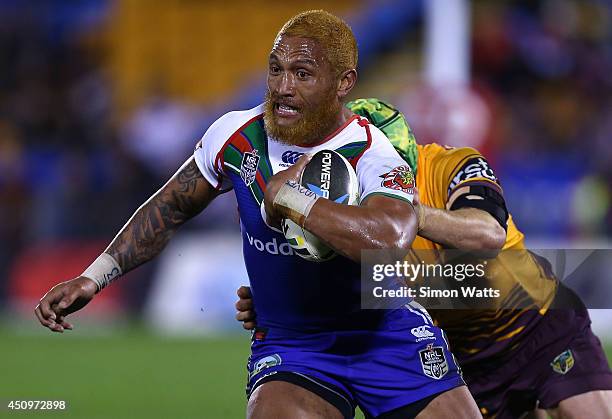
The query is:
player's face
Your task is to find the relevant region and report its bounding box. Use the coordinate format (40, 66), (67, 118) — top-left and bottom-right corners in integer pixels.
(264, 35), (343, 146)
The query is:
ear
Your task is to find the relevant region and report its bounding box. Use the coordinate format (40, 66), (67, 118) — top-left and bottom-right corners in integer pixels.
(337, 69), (357, 99)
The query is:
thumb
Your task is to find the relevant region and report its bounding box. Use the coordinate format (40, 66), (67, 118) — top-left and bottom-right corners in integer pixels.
(294, 153), (313, 171)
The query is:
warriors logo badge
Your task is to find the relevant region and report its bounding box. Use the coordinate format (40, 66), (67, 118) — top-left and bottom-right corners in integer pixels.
(380, 165), (415, 194)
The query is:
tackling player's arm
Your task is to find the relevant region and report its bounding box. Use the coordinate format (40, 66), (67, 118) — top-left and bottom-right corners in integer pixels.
(263, 155), (417, 263)
(416, 150), (508, 255)
(415, 189), (506, 253)
(34, 157), (219, 332)
(347, 98), (506, 255)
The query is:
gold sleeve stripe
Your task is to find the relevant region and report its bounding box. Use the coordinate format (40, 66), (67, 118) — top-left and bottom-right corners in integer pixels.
(461, 310), (530, 341)
(495, 325), (525, 342)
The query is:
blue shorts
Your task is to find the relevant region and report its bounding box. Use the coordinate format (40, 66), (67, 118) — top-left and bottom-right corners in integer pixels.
(246, 307), (465, 418)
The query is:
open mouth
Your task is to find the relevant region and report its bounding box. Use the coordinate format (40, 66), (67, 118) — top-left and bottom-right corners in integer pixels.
(275, 103), (300, 118)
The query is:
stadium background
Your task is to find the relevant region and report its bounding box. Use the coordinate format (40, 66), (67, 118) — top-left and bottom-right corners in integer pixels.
(1, 0), (611, 417)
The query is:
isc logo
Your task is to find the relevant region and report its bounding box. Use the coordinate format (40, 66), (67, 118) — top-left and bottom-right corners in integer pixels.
(281, 150), (304, 165)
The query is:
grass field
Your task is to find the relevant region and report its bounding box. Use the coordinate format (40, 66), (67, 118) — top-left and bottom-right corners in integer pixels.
(0, 326), (250, 419)
(1, 326), (611, 419)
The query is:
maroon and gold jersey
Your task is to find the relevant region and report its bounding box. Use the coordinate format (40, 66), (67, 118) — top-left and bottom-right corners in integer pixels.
(412, 143), (557, 365)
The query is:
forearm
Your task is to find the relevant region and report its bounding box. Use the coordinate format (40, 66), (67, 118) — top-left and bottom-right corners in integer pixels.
(104, 194), (181, 273)
(302, 196), (417, 262)
(84, 158), (214, 287)
(419, 206), (505, 251)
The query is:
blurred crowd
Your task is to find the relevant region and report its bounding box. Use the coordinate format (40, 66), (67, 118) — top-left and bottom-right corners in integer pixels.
(470, 0), (612, 238)
(0, 0), (610, 301)
(0, 3), (138, 295)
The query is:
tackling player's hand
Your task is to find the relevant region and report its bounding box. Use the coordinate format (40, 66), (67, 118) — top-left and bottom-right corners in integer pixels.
(235, 285), (257, 330)
(263, 153), (312, 227)
(412, 187), (426, 232)
(34, 276), (97, 333)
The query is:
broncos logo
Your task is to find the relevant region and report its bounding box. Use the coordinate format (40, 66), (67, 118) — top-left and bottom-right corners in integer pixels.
(551, 349), (574, 375)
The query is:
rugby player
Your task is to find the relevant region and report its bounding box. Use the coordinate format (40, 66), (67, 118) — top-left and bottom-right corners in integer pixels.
(34, 12), (480, 419)
(236, 98), (612, 418)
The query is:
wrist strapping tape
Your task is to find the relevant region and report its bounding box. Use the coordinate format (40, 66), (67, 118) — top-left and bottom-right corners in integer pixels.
(273, 180), (319, 227)
(82, 253), (122, 292)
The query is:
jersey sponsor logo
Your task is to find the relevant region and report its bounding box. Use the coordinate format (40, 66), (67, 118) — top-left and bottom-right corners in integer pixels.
(411, 325), (436, 342)
(419, 344), (449, 380)
(241, 149), (260, 186)
(245, 231), (294, 256)
(448, 157), (498, 194)
(551, 349), (574, 375)
(249, 354), (282, 380)
(280, 150), (304, 167)
(380, 165), (415, 194)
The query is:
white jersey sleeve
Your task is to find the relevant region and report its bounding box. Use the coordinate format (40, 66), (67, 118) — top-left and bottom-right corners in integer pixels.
(356, 125), (415, 204)
(193, 105), (264, 191)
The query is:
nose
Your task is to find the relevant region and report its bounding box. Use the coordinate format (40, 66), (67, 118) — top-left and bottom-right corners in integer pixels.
(276, 72), (295, 97)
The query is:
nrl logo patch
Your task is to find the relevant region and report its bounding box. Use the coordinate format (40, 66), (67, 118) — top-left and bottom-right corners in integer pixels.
(419, 344), (448, 380)
(380, 165), (415, 194)
(551, 349), (574, 375)
(241, 149), (260, 186)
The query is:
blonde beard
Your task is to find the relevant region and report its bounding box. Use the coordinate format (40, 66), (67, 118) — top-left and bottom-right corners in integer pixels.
(263, 92), (341, 146)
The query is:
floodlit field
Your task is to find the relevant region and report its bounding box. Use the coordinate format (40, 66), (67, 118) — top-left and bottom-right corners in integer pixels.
(1, 326), (610, 418)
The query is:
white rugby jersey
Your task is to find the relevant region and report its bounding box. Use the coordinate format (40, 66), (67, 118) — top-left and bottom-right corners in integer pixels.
(193, 104), (415, 331)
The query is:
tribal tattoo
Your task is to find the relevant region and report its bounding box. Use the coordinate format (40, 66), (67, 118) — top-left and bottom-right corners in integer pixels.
(105, 157), (214, 273)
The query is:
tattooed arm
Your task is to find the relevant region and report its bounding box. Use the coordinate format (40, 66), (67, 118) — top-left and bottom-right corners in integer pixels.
(34, 157), (219, 332)
(105, 157), (218, 272)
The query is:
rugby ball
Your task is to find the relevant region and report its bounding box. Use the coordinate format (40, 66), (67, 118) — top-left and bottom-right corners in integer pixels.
(282, 150), (359, 262)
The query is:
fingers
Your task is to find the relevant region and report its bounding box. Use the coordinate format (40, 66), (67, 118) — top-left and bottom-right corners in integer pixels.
(292, 153), (313, 173)
(34, 303), (65, 333)
(236, 285), (252, 299)
(235, 285), (256, 330)
(37, 295), (57, 323)
(55, 314), (74, 330)
(35, 288), (75, 333)
(34, 304), (54, 328)
(236, 286), (254, 312)
(236, 309), (256, 322)
(50, 324), (65, 333)
(235, 298), (253, 311)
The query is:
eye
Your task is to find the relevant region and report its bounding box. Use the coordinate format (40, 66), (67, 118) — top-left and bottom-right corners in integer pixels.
(296, 70), (309, 79)
(269, 64), (280, 75)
